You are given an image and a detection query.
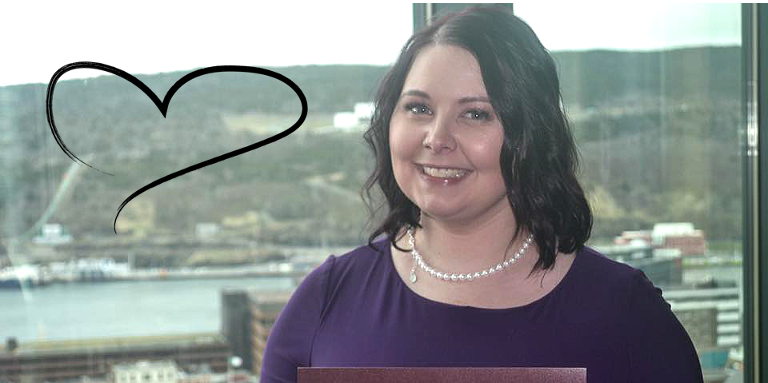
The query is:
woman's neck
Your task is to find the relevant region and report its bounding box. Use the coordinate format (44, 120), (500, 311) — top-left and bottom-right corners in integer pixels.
(413, 210), (539, 281)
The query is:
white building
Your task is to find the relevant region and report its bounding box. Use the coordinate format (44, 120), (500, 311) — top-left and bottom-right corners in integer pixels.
(332, 112), (359, 130)
(48, 258), (131, 282)
(196, 223), (220, 239)
(652, 222), (696, 244)
(332, 102), (374, 131)
(652, 222), (708, 256)
(33, 223), (72, 245)
(112, 360), (180, 383)
(353, 102), (374, 120)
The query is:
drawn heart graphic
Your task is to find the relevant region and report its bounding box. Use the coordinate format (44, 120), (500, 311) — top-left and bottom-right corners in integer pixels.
(45, 62), (307, 233)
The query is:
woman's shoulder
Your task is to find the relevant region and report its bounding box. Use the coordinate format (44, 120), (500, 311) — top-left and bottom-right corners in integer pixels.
(300, 237), (391, 288)
(569, 246), (658, 301)
(336, 236), (390, 261)
(575, 246), (643, 279)
(574, 247), (703, 379)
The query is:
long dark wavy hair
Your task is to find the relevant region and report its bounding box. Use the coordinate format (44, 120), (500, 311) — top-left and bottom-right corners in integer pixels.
(361, 5), (592, 275)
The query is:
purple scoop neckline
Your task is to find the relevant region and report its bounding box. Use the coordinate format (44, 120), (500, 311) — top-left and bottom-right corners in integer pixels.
(381, 237), (581, 312)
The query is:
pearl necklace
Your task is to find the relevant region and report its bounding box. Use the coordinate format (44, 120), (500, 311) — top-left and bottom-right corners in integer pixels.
(406, 228), (533, 283)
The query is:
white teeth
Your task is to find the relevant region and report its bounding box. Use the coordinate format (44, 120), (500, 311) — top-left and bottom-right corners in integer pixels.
(422, 166), (468, 178)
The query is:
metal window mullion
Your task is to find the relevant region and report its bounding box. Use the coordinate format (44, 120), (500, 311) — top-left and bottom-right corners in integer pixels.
(744, 3), (767, 383)
(757, 4), (768, 383)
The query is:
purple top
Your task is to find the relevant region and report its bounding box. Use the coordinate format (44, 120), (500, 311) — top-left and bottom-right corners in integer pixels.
(260, 237), (703, 383)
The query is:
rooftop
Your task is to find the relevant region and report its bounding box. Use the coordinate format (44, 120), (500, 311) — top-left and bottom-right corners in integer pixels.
(2, 332), (226, 357)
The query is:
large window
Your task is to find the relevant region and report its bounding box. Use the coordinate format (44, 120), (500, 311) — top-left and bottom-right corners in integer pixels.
(0, 3), (757, 383)
(0, 3), (411, 382)
(515, 3), (744, 382)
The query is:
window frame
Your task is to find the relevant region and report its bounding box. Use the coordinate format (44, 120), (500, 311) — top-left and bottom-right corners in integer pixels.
(416, 3), (762, 382)
(744, 4), (768, 383)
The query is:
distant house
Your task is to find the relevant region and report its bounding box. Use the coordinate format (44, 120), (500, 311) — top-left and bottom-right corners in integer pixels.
(333, 102), (374, 131)
(613, 222), (708, 257)
(333, 112), (359, 129)
(33, 223), (72, 245)
(652, 222), (708, 256)
(353, 102), (374, 121)
(195, 223), (220, 239)
(614, 230), (652, 246)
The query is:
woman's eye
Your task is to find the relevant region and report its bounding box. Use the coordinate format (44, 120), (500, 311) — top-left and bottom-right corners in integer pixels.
(463, 109), (491, 121)
(404, 103), (431, 115)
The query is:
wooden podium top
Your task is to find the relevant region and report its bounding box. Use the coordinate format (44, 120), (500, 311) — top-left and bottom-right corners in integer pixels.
(298, 367), (587, 383)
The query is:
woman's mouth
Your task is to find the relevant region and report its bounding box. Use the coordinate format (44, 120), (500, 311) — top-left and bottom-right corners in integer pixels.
(419, 165), (471, 181)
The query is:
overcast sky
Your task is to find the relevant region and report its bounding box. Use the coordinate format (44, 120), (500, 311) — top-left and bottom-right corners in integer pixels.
(515, 3), (740, 51)
(2, 2), (741, 87)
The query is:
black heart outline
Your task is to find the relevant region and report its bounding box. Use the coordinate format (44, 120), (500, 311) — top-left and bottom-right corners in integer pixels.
(45, 62), (308, 234)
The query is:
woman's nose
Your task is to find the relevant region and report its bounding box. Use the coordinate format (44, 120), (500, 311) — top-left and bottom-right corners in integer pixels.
(422, 116), (456, 153)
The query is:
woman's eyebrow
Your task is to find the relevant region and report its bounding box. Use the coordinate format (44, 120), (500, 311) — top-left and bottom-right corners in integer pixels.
(400, 89), (430, 99)
(458, 96), (490, 104)
(400, 90), (490, 104)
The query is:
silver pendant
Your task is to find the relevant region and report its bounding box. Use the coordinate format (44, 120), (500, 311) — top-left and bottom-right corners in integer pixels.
(410, 268), (417, 283)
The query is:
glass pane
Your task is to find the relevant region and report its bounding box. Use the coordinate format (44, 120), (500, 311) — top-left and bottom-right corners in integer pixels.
(515, 3), (743, 382)
(0, 3), (411, 382)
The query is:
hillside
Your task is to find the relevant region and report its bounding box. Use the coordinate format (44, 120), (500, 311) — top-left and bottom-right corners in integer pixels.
(0, 46), (742, 247)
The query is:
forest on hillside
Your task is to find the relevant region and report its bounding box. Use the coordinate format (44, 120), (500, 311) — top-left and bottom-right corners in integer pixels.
(0, 46), (742, 249)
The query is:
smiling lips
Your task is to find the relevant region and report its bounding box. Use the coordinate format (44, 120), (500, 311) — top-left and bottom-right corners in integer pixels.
(419, 164), (471, 179)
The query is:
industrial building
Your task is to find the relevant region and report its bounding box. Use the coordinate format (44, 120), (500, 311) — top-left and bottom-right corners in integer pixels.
(0, 333), (229, 383)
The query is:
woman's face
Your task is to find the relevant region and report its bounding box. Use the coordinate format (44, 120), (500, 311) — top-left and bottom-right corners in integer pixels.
(389, 44), (510, 225)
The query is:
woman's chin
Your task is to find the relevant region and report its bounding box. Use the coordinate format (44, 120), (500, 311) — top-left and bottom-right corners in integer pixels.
(417, 205), (466, 223)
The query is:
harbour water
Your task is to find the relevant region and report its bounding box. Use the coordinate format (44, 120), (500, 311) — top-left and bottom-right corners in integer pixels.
(0, 277), (294, 342)
(0, 264), (744, 343)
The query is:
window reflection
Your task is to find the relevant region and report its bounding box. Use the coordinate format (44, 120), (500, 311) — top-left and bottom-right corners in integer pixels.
(0, 3), (410, 383)
(0, 3), (746, 382)
(516, 3), (744, 382)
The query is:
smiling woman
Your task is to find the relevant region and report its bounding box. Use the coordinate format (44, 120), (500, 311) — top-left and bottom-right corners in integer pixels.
(260, 5), (704, 383)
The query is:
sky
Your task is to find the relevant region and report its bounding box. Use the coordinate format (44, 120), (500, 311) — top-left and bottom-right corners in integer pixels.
(1, 1), (413, 86)
(1, 2), (741, 87)
(515, 3), (741, 51)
